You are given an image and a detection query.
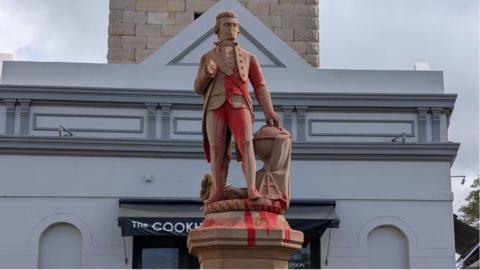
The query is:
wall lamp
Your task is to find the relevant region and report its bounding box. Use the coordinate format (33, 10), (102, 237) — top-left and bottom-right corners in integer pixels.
(451, 175), (466, 185)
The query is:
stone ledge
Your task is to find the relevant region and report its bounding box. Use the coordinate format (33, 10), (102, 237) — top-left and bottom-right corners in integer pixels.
(0, 136), (460, 163)
(0, 84), (458, 109)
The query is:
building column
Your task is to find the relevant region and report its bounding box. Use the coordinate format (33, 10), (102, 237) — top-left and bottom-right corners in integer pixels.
(4, 99), (16, 135)
(417, 107), (428, 143)
(19, 99), (31, 135)
(296, 106), (307, 142)
(431, 108), (442, 142)
(145, 103), (157, 139)
(160, 103), (172, 140)
(282, 105), (294, 133)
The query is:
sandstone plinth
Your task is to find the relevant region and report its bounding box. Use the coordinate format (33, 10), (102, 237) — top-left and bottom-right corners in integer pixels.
(188, 210), (303, 269)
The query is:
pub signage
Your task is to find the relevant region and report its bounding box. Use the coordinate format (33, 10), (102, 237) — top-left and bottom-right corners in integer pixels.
(118, 217), (202, 237)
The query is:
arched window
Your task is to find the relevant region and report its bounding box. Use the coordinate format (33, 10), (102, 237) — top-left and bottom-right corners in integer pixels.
(38, 222), (82, 268)
(367, 225), (409, 268)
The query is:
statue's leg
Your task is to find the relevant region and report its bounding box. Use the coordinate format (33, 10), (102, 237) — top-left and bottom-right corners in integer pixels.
(227, 107), (260, 200)
(206, 107), (229, 202)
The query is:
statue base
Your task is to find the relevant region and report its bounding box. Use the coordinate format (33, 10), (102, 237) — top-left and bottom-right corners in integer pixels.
(187, 209), (303, 269)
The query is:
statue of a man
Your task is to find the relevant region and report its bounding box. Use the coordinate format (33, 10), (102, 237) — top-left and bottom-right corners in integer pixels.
(194, 10), (280, 203)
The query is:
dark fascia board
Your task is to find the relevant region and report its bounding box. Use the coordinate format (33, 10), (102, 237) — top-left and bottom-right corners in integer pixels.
(0, 84), (457, 110)
(118, 198), (336, 206)
(0, 136), (460, 163)
(120, 197), (203, 206)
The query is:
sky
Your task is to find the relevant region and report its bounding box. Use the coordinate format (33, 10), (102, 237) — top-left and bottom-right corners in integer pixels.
(319, 0), (479, 212)
(0, 0), (478, 211)
(0, 0), (108, 62)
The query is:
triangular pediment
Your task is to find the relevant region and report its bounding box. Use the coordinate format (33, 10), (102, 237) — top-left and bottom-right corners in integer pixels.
(168, 28), (284, 67)
(142, 0), (311, 71)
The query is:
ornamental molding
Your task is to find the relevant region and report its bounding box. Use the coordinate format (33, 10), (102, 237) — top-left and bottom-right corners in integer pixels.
(0, 85), (457, 111)
(0, 136), (459, 163)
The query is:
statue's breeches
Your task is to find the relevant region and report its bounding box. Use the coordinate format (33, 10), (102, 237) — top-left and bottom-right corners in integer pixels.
(206, 102), (256, 200)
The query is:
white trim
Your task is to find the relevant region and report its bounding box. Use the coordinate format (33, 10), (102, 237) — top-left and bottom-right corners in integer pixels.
(30, 213), (92, 254)
(358, 216), (417, 257)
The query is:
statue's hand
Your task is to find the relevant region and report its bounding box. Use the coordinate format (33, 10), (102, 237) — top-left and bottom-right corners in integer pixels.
(266, 113), (280, 128)
(205, 59), (217, 78)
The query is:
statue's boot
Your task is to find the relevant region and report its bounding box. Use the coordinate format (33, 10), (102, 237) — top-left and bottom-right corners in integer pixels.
(205, 190), (224, 203)
(248, 188), (261, 200)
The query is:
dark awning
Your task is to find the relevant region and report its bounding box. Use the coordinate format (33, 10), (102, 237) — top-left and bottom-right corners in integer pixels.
(454, 214), (479, 255)
(118, 198), (340, 238)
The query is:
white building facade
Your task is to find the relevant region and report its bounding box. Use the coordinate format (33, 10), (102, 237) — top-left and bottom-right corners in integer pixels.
(0, 1), (458, 268)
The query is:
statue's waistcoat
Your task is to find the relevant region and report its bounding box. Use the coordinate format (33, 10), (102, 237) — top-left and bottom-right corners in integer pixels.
(200, 45), (255, 163)
(203, 46), (253, 114)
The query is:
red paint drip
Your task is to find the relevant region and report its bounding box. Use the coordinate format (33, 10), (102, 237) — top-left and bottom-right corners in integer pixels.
(284, 229), (291, 244)
(259, 211), (279, 236)
(201, 218), (222, 228)
(259, 211), (270, 235)
(243, 201), (256, 246)
(224, 68), (244, 96)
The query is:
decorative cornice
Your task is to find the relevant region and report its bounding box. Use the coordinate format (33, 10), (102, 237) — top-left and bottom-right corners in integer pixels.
(19, 99), (31, 135)
(0, 84), (457, 110)
(160, 103), (172, 119)
(3, 99), (16, 135)
(296, 106), (308, 142)
(159, 103), (172, 140)
(3, 98), (16, 114)
(431, 107), (443, 123)
(282, 105), (294, 133)
(417, 107), (429, 143)
(431, 107), (443, 142)
(145, 103), (157, 139)
(0, 136), (459, 163)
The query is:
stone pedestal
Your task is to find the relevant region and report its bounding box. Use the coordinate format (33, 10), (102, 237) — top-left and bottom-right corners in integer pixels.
(188, 210), (303, 269)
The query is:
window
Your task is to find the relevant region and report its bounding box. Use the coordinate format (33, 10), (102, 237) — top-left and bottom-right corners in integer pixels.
(133, 236), (198, 269)
(367, 225), (409, 268)
(194, 12), (203, 20)
(289, 237), (321, 269)
(38, 223), (82, 268)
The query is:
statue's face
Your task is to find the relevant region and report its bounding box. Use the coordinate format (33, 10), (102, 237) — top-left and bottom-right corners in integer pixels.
(218, 18), (239, 42)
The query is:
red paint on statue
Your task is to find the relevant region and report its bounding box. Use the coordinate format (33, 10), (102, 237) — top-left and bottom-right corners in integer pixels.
(284, 229), (291, 243)
(259, 211), (280, 236)
(201, 218), (217, 228)
(210, 101), (250, 164)
(243, 201), (256, 246)
(224, 67), (245, 96)
(259, 211), (279, 228)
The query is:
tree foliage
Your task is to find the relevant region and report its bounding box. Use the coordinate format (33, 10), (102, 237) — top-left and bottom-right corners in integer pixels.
(459, 177), (479, 229)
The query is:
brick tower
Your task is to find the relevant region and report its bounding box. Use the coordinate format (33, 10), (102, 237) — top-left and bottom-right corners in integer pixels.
(108, 0), (319, 67)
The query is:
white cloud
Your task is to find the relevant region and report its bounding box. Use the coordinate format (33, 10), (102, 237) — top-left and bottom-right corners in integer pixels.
(0, 0), (108, 62)
(0, 1), (46, 58)
(319, 0), (479, 210)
